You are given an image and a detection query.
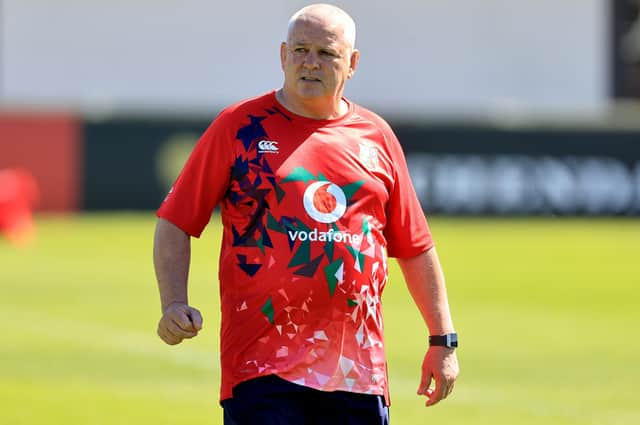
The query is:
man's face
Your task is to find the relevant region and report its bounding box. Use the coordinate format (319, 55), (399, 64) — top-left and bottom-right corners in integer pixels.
(280, 18), (358, 103)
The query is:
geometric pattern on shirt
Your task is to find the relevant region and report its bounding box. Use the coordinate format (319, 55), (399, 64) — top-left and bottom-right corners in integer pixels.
(230, 115), (386, 376)
(231, 113), (286, 276)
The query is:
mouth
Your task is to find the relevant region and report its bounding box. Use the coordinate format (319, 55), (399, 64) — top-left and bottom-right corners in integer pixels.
(300, 76), (321, 82)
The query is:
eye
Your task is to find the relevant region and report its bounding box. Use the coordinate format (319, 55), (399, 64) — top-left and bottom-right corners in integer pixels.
(294, 47), (308, 53)
(320, 50), (336, 57)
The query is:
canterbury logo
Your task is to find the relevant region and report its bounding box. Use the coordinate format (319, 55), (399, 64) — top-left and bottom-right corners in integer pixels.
(258, 140), (279, 153)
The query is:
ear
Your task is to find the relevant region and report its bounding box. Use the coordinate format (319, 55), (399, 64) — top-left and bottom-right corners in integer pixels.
(347, 49), (360, 79)
(280, 42), (287, 71)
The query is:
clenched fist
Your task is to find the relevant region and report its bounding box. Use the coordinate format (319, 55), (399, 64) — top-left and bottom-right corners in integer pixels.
(157, 302), (203, 345)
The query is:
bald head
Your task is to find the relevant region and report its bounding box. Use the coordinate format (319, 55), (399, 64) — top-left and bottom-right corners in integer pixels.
(278, 3), (360, 119)
(287, 4), (356, 50)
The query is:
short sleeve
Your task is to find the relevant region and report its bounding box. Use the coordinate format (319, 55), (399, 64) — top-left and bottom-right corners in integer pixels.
(382, 125), (434, 258)
(156, 112), (234, 237)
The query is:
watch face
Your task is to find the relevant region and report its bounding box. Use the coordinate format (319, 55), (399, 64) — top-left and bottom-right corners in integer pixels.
(446, 333), (458, 347)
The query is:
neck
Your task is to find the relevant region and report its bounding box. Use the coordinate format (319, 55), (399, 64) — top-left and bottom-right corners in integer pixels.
(276, 89), (347, 120)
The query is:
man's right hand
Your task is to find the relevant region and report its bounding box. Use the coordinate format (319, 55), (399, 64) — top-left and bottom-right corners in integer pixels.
(157, 302), (203, 345)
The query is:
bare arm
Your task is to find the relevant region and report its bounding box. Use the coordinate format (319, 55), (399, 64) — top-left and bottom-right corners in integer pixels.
(397, 247), (454, 335)
(397, 247), (459, 407)
(153, 218), (203, 345)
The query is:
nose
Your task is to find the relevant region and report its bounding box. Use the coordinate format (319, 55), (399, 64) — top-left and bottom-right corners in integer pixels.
(302, 50), (320, 69)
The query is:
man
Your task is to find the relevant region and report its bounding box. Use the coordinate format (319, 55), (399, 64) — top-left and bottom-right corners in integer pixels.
(154, 4), (459, 424)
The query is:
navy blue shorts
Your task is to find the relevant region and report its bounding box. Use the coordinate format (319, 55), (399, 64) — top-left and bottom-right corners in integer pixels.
(222, 375), (390, 425)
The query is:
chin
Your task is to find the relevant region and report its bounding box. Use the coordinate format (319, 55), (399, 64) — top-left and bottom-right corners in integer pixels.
(295, 89), (326, 99)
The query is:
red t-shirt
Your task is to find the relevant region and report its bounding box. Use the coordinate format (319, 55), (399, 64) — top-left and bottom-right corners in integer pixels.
(157, 91), (433, 403)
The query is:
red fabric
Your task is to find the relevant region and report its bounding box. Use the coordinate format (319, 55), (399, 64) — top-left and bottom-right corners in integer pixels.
(157, 91), (432, 403)
(0, 168), (39, 244)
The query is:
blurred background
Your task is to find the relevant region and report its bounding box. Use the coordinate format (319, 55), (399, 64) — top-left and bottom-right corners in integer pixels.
(2, 0), (640, 216)
(1, 1), (639, 424)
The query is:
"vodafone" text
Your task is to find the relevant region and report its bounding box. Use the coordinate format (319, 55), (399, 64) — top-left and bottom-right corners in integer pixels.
(287, 229), (362, 244)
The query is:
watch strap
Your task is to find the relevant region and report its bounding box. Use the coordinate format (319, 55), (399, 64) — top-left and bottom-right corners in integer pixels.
(429, 333), (458, 348)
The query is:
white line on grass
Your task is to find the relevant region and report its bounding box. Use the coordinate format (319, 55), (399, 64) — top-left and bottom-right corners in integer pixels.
(1, 309), (219, 372)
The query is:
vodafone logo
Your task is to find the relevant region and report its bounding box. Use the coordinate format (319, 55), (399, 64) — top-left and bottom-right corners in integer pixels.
(303, 181), (347, 223)
(258, 140), (279, 153)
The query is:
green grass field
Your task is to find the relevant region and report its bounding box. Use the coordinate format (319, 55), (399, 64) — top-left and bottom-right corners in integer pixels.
(1, 214), (638, 424)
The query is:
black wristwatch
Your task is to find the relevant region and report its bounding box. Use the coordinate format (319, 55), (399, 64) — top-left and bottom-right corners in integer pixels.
(429, 333), (458, 348)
